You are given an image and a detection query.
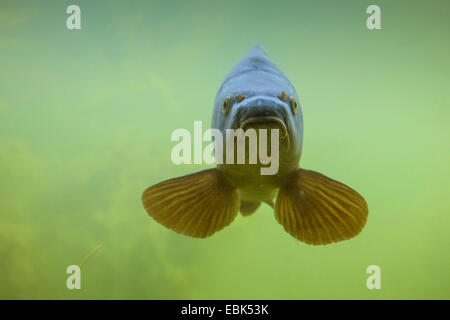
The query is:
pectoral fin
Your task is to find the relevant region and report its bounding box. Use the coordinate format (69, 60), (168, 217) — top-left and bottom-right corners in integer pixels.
(142, 169), (240, 238)
(275, 169), (368, 245)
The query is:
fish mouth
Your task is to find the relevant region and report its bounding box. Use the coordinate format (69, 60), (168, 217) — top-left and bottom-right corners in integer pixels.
(240, 116), (290, 147)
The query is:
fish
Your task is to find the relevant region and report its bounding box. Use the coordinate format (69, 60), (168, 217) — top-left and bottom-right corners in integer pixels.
(142, 44), (368, 245)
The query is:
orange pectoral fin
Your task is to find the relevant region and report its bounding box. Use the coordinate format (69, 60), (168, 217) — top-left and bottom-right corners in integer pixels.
(142, 169), (240, 238)
(275, 169), (368, 245)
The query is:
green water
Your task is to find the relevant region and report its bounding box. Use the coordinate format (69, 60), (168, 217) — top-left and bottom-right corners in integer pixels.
(1, 0), (449, 299)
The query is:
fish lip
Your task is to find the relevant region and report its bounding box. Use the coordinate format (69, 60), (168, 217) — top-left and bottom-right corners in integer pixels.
(239, 116), (290, 147)
(240, 116), (287, 134)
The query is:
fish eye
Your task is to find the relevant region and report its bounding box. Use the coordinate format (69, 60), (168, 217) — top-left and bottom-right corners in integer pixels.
(222, 98), (231, 115)
(289, 97), (298, 115)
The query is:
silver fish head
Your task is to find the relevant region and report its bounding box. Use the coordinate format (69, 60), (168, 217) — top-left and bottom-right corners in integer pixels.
(212, 44), (303, 158)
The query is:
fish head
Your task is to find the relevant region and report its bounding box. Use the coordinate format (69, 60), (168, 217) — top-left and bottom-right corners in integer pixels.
(212, 44), (303, 161)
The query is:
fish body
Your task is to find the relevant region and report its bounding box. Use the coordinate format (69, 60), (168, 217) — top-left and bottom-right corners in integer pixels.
(142, 45), (368, 245)
(212, 44), (302, 204)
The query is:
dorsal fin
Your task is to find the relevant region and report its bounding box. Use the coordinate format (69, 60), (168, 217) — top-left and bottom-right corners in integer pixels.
(222, 44), (286, 83)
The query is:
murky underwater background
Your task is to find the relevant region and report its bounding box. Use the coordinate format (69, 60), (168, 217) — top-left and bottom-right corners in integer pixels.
(1, 0), (449, 299)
